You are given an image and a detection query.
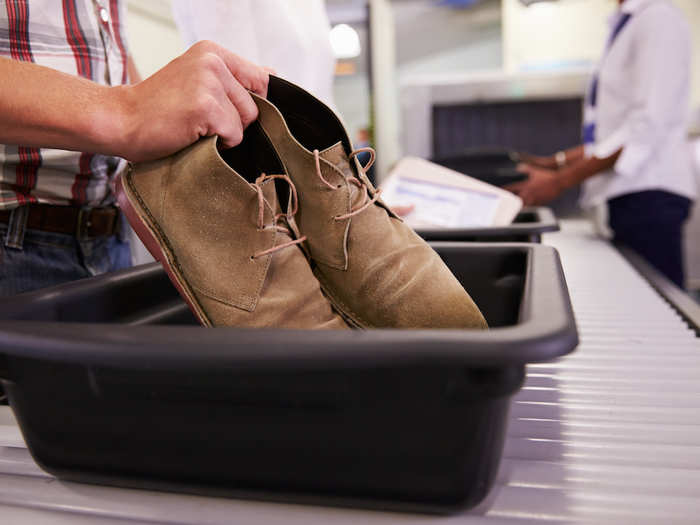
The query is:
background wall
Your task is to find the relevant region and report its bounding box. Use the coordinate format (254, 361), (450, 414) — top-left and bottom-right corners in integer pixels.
(502, 0), (611, 72)
(676, 0), (700, 110)
(394, 0), (502, 78)
(126, 0), (181, 78)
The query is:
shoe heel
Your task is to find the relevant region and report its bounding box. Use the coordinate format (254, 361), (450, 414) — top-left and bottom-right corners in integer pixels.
(116, 173), (212, 327)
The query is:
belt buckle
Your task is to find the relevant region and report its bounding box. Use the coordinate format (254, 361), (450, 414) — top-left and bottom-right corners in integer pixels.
(75, 207), (92, 240)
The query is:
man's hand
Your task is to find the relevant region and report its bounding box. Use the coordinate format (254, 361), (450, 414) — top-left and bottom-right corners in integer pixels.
(0, 41), (269, 163)
(115, 41), (269, 161)
(504, 164), (563, 206)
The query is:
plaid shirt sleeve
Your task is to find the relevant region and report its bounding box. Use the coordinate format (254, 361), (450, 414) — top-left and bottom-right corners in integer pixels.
(0, 0), (130, 210)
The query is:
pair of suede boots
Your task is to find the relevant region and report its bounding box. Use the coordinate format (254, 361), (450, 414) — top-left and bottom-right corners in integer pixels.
(117, 76), (487, 331)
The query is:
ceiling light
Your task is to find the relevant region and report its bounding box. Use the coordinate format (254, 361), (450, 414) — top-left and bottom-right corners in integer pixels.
(330, 24), (361, 60)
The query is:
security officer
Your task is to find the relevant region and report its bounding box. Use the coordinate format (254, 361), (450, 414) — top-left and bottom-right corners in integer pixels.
(507, 0), (696, 288)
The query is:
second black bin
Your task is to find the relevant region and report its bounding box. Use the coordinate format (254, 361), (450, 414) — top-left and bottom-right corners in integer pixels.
(0, 243), (577, 513)
(415, 206), (559, 243)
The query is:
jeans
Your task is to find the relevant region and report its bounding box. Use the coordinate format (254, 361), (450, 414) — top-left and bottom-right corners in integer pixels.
(0, 211), (131, 297)
(608, 190), (693, 288)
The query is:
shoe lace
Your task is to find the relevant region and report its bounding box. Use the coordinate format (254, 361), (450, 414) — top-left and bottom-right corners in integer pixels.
(313, 147), (382, 221)
(251, 173), (307, 260)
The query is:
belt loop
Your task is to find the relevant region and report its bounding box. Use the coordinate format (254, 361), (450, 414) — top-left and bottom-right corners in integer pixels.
(4, 206), (29, 250)
(75, 206), (91, 240)
(115, 210), (126, 242)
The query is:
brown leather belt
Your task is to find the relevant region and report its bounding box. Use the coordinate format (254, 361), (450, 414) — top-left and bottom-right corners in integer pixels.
(0, 205), (121, 238)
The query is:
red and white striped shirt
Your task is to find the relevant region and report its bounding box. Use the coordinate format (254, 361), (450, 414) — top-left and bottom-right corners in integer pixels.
(0, 0), (130, 210)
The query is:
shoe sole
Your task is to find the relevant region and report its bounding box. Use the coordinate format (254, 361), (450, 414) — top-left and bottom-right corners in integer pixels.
(116, 171), (213, 327)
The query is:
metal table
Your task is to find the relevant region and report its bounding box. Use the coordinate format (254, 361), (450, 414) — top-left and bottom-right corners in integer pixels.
(2, 219), (699, 524)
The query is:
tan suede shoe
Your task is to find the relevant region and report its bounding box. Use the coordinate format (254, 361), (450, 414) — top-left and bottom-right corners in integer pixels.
(116, 126), (348, 330)
(252, 77), (488, 329)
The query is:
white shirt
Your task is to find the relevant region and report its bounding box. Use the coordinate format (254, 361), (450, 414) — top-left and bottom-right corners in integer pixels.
(171, 0), (336, 107)
(580, 0), (696, 208)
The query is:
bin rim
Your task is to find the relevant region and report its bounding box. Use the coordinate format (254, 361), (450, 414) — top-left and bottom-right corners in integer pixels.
(414, 206), (559, 240)
(0, 243), (577, 370)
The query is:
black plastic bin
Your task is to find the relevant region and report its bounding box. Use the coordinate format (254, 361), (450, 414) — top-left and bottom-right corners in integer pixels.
(0, 243), (577, 514)
(431, 149), (526, 187)
(415, 207), (559, 243)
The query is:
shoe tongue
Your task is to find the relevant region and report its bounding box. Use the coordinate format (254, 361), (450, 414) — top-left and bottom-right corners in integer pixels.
(318, 142), (375, 214)
(259, 178), (280, 219)
(319, 142), (355, 180)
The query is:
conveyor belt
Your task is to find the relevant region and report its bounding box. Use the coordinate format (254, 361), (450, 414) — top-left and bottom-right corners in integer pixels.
(1, 219), (699, 524)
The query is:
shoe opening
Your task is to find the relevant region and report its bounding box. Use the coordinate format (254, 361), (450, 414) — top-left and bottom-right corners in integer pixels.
(266, 76), (353, 156)
(219, 121), (291, 208)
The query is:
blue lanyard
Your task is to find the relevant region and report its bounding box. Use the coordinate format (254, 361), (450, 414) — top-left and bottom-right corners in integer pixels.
(588, 13), (633, 107)
(583, 12), (633, 143)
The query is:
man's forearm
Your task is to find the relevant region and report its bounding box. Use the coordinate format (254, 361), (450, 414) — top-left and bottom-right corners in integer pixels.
(562, 145), (585, 166)
(0, 56), (130, 156)
(506, 147), (622, 206)
(558, 149), (622, 190)
(520, 144), (585, 170)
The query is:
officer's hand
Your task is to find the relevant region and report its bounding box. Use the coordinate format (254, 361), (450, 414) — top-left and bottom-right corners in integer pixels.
(117, 41), (269, 162)
(505, 164), (562, 206)
(391, 204), (415, 217)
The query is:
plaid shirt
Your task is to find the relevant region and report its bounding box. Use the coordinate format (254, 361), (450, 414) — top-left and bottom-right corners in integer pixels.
(0, 0), (130, 210)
